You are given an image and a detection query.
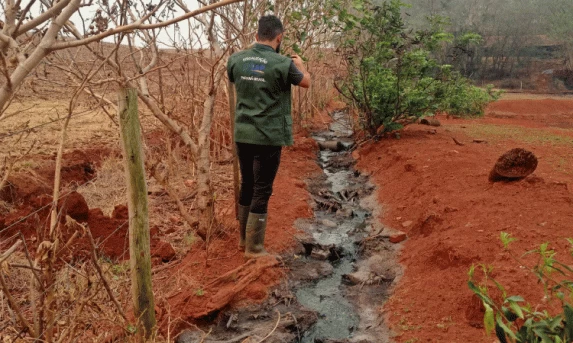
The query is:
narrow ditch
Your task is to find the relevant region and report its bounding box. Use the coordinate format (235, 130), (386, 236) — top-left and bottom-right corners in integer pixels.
(293, 110), (397, 342)
(181, 111), (400, 343)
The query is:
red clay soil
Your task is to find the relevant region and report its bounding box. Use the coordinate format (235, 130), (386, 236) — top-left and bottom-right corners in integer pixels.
(0, 125), (322, 336)
(0, 147), (176, 264)
(355, 97), (573, 342)
(158, 134), (321, 331)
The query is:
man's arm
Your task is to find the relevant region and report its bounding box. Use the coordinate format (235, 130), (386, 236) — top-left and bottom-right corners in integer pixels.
(291, 54), (311, 88)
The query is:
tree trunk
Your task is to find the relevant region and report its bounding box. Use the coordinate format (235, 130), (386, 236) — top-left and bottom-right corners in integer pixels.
(196, 87), (217, 241)
(118, 88), (156, 341)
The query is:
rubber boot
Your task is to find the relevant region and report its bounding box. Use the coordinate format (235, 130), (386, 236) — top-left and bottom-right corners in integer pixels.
(238, 205), (250, 251)
(244, 212), (268, 259)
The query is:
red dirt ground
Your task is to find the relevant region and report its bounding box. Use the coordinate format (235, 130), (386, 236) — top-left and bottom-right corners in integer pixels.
(0, 122), (323, 338)
(0, 148), (177, 264)
(156, 133), (321, 331)
(9, 96), (573, 341)
(355, 97), (573, 342)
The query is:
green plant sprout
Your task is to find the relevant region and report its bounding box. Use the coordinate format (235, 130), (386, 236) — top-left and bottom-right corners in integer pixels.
(469, 232), (573, 343)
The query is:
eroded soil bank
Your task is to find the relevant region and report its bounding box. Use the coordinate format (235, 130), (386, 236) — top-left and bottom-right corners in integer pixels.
(355, 96), (573, 342)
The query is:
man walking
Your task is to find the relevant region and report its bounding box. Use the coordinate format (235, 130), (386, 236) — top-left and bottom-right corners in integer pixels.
(227, 15), (311, 259)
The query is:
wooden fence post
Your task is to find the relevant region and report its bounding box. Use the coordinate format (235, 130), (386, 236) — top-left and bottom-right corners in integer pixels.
(118, 87), (156, 340)
(227, 79), (240, 219)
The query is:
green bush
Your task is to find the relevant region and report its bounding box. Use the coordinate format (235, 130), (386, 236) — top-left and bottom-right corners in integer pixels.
(335, 0), (500, 135)
(469, 232), (573, 343)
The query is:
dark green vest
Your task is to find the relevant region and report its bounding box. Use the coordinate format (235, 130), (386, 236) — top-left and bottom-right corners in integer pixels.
(228, 44), (293, 146)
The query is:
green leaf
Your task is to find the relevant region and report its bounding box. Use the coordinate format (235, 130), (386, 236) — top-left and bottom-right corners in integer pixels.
(291, 11), (302, 20)
(352, 0), (364, 11)
(497, 315), (518, 340)
(468, 264), (475, 279)
(492, 278), (507, 297)
(292, 43), (301, 54)
(500, 232), (517, 249)
(540, 242), (549, 254)
(509, 301), (525, 320)
(484, 303), (495, 335)
(547, 315), (563, 331)
(532, 327), (553, 343)
(506, 295), (525, 302)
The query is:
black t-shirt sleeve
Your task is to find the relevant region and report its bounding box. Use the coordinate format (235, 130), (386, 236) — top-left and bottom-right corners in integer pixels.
(288, 60), (304, 86)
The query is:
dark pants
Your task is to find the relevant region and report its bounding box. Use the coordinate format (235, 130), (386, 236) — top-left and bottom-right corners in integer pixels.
(236, 142), (282, 214)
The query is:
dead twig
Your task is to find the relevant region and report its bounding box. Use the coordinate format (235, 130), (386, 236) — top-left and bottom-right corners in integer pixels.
(452, 137), (465, 146)
(86, 221), (128, 322)
(255, 310), (281, 343)
(151, 258), (181, 275)
(150, 164), (205, 241)
(0, 268), (37, 337)
(0, 239), (22, 264)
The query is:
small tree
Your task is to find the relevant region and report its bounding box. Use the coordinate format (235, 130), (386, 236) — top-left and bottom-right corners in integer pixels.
(333, 0), (499, 136)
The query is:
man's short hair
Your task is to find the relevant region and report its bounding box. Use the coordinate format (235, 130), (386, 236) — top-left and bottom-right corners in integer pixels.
(257, 15), (284, 41)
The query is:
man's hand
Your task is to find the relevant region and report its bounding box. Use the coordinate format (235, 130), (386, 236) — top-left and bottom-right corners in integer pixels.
(291, 54), (306, 70)
(291, 54), (311, 88)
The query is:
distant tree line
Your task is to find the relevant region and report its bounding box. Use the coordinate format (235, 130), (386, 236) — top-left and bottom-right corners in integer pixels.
(398, 0), (573, 89)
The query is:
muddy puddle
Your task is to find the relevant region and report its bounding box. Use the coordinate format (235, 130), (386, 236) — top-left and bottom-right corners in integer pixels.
(179, 111), (400, 343)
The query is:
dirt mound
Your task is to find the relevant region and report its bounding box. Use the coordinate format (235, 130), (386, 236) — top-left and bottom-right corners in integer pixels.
(165, 256), (280, 328)
(0, 148), (107, 204)
(489, 148), (538, 181)
(0, 146), (165, 263)
(58, 191), (90, 221)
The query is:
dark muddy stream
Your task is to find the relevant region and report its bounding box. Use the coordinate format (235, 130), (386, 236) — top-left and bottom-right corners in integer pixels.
(294, 110), (395, 343)
(180, 111), (399, 343)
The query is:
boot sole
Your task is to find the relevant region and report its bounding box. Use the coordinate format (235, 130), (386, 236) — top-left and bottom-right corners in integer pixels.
(244, 251), (268, 259)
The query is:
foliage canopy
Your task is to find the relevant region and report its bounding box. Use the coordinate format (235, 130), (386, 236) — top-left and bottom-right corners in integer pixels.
(334, 0), (500, 135)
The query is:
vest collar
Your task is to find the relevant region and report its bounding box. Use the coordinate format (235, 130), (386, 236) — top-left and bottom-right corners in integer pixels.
(254, 43), (276, 52)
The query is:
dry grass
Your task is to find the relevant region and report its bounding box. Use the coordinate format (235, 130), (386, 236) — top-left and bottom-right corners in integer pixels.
(77, 156), (126, 216)
(0, 98), (116, 157)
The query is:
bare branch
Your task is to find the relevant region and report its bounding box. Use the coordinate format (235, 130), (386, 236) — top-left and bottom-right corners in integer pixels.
(86, 225), (128, 322)
(0, 268), (37, 337)
(15, 0), (73, 36)
(0, 239), (22, 264)
(0, 0), (82, 119)
(13, 0), (38, 36)
(50, 0), (246, 51)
